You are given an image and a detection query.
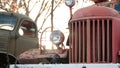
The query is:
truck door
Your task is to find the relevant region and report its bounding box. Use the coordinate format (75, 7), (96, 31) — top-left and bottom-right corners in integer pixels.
(16, 20), (38, 56)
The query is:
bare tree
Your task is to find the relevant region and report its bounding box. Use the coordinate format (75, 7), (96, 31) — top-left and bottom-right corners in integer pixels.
(34, 0), (63, 31)
(0, 0), (63, 32)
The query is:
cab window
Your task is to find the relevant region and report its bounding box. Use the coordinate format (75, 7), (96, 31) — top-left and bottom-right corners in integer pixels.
(0, 16), (16, 30)
(19, 21), (36, 38)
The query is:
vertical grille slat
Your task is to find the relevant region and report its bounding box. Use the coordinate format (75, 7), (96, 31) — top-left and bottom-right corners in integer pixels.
(75, 22), (78, 62)
(69, 19), (112, 63)
(79, 21), (81, 63)
(82, 21), (85, 63)
(92, 20), (96, 62)
(102, 20), (105, 62)
(71, 22), (74, 63)
(87, 20), (90, 63)
(97, 20), (100, 62)
(107, 20), (110, 62)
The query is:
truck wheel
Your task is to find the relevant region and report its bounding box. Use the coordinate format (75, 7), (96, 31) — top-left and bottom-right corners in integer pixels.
(0, 53), (19, 68)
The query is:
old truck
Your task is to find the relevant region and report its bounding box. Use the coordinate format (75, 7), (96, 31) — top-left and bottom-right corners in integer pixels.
(0, 11), (68, 68)
(11, 5), (120, 68)
(8, 0), (120, 68)
(0, 12), (39, 67)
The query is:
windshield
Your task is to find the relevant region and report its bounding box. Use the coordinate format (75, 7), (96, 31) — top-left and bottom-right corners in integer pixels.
(0, 16), (16, 30)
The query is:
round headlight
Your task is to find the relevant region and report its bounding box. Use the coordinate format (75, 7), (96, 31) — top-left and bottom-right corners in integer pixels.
(65, 0), (75, 7)
(50, 30), (64, 45)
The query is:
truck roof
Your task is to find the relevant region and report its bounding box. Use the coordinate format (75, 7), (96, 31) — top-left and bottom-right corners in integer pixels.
(0, 11), (34, 22)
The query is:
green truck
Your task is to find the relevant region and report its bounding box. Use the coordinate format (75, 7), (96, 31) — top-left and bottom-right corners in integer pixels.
(0, 12), (39, 67)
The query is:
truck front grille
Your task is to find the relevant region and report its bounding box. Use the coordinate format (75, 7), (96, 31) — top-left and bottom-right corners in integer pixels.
(69, 19), (112, 63)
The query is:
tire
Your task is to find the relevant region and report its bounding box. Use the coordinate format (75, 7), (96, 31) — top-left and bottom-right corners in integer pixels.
(0, 53), (19, 68)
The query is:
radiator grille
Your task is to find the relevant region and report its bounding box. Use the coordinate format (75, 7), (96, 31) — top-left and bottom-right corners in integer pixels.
(69, 19), (112, 63)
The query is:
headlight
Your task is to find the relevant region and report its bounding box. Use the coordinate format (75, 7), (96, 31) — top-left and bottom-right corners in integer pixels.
(50, 30), (64, 45)
(65, 0), (75, 7)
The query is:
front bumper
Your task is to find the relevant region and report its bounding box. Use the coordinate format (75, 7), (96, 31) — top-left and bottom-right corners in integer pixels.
(10, 63), (120, 68)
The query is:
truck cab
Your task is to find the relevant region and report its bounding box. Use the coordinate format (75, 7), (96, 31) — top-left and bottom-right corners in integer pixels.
(0, 12), (39, 67)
